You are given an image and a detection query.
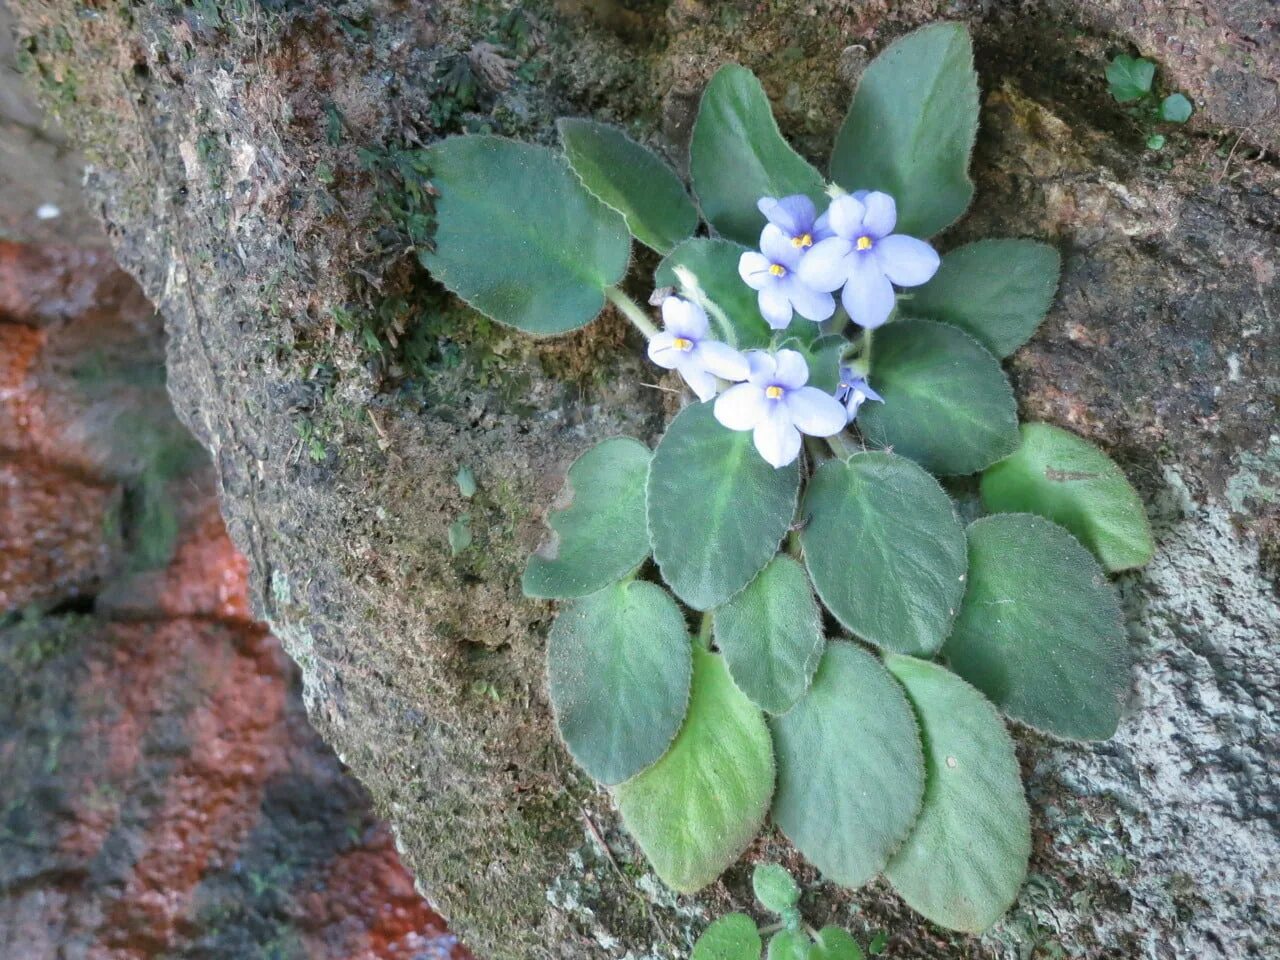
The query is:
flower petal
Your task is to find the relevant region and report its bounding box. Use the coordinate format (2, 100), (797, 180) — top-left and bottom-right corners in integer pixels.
(785, 387), (848, 437)
(745, 350), (776, 385)
(812, 208), (835, 243)
(714, 382), (768, 431)
(662, 296), (710, 339)
(647, 331), (681, 370)
(826, 194), (867, 239)
(696, 340), (750, 382)
(773, 349), (809, 389)
(874, 234), (941, 287)
(758, 194), (815, 236)
(861, 191), (897, 238)
(760, 224), (801, 268)
(753, 403), (802, 468)
(842, 255), (897, 329)
(678, 361), (719, 402)
(738, 251), (775, 291)
(758, 285), (794, 331)
(797, 237), (854, 292)
(781, 276), (836, 323)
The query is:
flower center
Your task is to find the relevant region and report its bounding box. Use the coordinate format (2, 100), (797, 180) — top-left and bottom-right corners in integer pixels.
(791, 232), (813, 249)
(672, 337), (694, 352)
(769, 263), (787, 277)
(856, 235), (874, 251)
(765, 385), (784, 400)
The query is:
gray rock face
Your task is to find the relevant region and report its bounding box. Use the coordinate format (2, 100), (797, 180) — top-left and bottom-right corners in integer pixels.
(6, 0), (1276, 957)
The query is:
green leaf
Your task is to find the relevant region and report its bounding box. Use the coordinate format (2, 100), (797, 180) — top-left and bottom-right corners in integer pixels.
(752, 862), (801, 914)
(1160, 92), (1192, 123)
(648, 403), (800, 610)
(856, 320), (1019, 476)
(980, 423), (1154, 572)
(830, 23), (979, 237)
(690, 65), (826, 245)
(558, 118), (698, 254)
(905, 240), (1061, 357)
(771, 643), (925, 889)
(523, 437), (652, 598)
(714, 556), (824, 714)
(884, 655), (1031, 933)
(784, 334), (845, 393)
(1105, 54), (1155, 103)
(1146, 133), (1166, 151)
(768, 930), (811, 960)
(616, 647), (775, 893)
(656, 238), (772, 349)
(693, 914), (762, 960)
(801, 453), (967, 656)
(421, 135), (630, 335)
(546, 581), (692, 785)
(944, 514), (1129, 740)
(811, 928), (864, 960)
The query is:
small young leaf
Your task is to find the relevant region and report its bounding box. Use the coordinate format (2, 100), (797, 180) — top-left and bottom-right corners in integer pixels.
(1159, 92), (1193, 123)
(801, 453), (967, 656)
(448, 514), (472, 555)
(693, 914), (763, 960)
(944, 514), (1130, 740)
(771, 643), (925, 890)
(856, 320), (1019, 476)
(648, 403), (800, 610)
(656, 238), (772, 349)
(1146, 133), (1166, 151)
(980, 423), (1154, 572)
(905, 240), (1061, 357)
(690, 65), (826, 245)
(768, 930), (811, 960)
(523, 437), (652, 598)
(616, 647), (775, 893)
(421, 136), (630, 336)
(884, 655), (1031, 933)
(546, 581), (692, 785)
(558, 118), (699, 254)
(831, 22), (979, 237)
(1105, 54), (1155, 103)
(811, 928), (864, 960)
(752, 862), (801, 914)
(455, 465), (477, 498)
(714, 556), (825, 715)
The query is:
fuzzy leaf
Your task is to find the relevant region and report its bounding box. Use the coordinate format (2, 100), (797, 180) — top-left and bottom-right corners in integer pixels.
(856, 320), (1019, 476)
(714, 556), (825, 714)
(523, 437), (652, 598)
(546, 581), (692, 785)
(980, 423), (1154, 572)
(906, 240), (1061, 357)
(648, 402), (799, 610)
(693, 914), (762, 960)
(884, 655), (1031, 933)
(771, 643), (925, 889)
(690, 65), (826, 245)
(801, 453), (967, 656)
(753, 863), (801, 913)
(768, 930), (811, 960)
(784, 334), (845, 393)
(1106, 55), (1155, 103)
(616, 647), (775, 893)
(830, 23), (979, 237)
(811, 928), (864, 960)
(421, 135), (630, 335)
(944, 514), (1130, 740)
(1160, 93), (1192, 123)
(558, 118), (698, 254)
(656, 238), (772, 349)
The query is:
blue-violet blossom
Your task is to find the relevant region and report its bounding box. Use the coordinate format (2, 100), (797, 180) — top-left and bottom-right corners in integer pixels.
(647, 296), (749, 402)
(714, 349), (848, 468)
(836, 366), (883, 423)
(797, 191), (940, 329)
(738, 195), (837, 330)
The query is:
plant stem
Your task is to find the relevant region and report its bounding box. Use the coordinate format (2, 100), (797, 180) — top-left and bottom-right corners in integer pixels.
(697, 612), (713, 650)
(826, 431), (856, 460)
(605, 286), (658, 340)
(860, 328), (873, 368)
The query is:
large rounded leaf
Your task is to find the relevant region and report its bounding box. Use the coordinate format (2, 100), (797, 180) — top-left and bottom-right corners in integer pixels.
(944, 514), (1129, 740)
(616, 647), (774, 893)
(648, 403), (800, 610)
(801, 453), (967, 656)
(523, 437), (652, 598)
(714, 555), (825, 714)
(656, 238), (771, 349)
(980, 423), (1154, 572)
(690, 65), (826, 245)
(856, 320), (1019, 476)
(884, 655), (1031, 933)
(906, 240), (1061, 357)
(771, 643), (924, 889)
(420, 135), (630, 335)
(558, 118), (698, 254)
(830, 23), (978, 238)
(547, 581), (692, 785)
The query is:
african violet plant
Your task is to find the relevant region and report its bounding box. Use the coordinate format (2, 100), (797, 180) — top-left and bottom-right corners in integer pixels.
(419, 22), (1155, 936)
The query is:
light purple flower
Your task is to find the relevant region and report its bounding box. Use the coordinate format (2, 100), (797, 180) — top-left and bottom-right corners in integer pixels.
(797, 191), (940, 330)
(714, 349), (848, 468)
(647, 297), (749, 402)
(836, 366), (884, 423)
(738, 220), (837, 331)
(756, 194), (834, 250)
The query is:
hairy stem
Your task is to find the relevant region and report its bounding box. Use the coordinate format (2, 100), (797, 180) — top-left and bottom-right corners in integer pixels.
(826, 431), (856, 460)
(605, 286), (659, 340)
(697, 612), (713, 649)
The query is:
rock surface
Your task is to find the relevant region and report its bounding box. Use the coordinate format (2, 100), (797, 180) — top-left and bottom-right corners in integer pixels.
(4, 1), (1277, 958)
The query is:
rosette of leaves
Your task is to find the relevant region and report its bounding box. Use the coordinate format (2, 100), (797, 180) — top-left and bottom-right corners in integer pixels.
(420, 21), (1155, 934)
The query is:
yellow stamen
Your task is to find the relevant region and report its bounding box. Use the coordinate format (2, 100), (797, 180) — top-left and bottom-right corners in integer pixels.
(791, 232), (813, 248)
(765, 386), (784, 399)
(856, 235), (873, 251)
(672, 337), (693, 351)
(769, 263), (786, 277)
